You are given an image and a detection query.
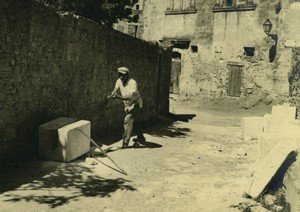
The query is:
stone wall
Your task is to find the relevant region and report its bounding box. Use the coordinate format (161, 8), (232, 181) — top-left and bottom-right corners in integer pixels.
(142, 0), (300, 101)
(211, 0), (300, 99)
(143, 0), (214, 45)
(193, 0), (293, 98)
(289, 48), (300, 109)
(0, 0), (171, 160)
(143, 0), (217, 96)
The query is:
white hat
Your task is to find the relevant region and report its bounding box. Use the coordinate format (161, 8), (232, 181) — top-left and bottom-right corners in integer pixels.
(117, 67), (129, 74)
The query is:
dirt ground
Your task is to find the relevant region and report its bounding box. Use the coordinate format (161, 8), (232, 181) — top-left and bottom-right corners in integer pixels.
(0, 95), (278, 212)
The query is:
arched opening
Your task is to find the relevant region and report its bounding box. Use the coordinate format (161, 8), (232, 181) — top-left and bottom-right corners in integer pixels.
(172, 51), (182, 59)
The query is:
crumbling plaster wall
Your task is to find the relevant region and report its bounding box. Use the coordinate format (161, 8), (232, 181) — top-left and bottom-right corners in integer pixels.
(211, 0), (296, 99)
(0, 0), (171, 160)
(199, 0), (300, 98)
(143, 0), (216, 96)
(143, 0), (300, 99)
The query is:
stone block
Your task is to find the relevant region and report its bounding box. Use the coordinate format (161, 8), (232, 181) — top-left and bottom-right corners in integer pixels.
(39, 117), (75, 162)
(262, 114), (272, 133)
(270, 105), (296, 133)
(241, 116), (263, 140)
(259, 133), (280, 158)
(246, 140), (298, 198)
(39, 118), (91, 162)
(259, 130), (300, 158)
(284, 120), (300, 136)
(271, 105), (296, 120)
(57, 120), (91, 162)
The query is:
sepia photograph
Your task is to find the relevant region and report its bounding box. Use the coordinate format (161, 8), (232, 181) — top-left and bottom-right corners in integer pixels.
(0, 0), (300, 211)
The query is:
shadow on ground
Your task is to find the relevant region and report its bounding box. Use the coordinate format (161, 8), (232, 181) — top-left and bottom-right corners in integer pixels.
(91, 140), (163, 158)
(166, 113), (196, 123)
(264, 151), (298, 193)
(144, 113), (196, 138)
(0, 161), (135, 208)
(0, 112), (195, 208)
(95, 113), (196, 146)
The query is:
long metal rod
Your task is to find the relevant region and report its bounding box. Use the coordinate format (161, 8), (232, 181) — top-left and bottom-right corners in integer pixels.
(76, 129), (128, 176)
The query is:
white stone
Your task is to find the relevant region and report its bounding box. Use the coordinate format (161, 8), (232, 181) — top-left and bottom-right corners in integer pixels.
(241, 116), (263, 140)
(264, 194), (276, 205)
(270, 105), (296, 133)
(85, 157), (98, 165)
(271, 104), (296, 120)
(247, 140), (298, 198)
(262, 114), (272, 133)
(259, 120), (300, 158)
(259, 133), (288, 158)
(58, 120), (91, 162)
(284, 120), (300, 136)
(39, 117), (75, 162)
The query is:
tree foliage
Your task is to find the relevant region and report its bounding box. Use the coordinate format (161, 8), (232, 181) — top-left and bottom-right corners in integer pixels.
(41, 0), (138, 27)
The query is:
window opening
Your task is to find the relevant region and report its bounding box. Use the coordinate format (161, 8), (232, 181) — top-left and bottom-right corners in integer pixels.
(226, 0), (233, 7)
(244, 47), (255, 56)
(191, 45), (198, 53)
(172, 51), (182, 59)
(171, 40), (190, 49)
(166, 0), (197, 15)
(212, 0), (256, 12)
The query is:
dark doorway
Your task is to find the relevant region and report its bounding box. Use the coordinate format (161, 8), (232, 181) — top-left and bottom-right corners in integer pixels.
(160, 38), (189, 94)
(170, 52), (181, 94)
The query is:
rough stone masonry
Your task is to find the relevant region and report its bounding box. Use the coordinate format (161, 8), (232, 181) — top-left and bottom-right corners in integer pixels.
(0, 0), (171, 161)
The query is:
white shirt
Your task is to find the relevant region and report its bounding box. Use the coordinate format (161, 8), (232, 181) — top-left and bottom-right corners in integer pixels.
(114, 78), (143, 111)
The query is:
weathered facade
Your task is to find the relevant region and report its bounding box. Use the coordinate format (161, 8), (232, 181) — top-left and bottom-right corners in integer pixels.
(142, 0), (300, 101)
(0, 0), (171, 160)
(113, 0), (145, 39)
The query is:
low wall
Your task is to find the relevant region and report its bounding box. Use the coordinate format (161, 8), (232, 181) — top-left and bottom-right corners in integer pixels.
(0, 0), (171, 160)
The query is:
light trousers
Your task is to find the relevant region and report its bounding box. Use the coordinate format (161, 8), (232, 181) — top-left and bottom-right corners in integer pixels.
(123, 105), (144, 144)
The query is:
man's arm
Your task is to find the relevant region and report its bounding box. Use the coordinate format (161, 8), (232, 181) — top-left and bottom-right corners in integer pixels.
(109, 80), (138, 102)
(108, 80), (120, 98)
(113, 93), (132, 101)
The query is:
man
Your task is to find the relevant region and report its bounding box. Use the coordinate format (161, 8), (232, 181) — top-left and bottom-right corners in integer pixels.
(108, 67), (146, 148)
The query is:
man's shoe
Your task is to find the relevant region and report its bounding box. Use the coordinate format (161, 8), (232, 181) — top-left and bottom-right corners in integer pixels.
(133, 137), (146, 144)
(119, 142), (128, 149)
(132, 142), (140, 148)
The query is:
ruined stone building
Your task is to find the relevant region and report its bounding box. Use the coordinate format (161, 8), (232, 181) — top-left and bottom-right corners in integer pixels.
(126, 0), (300, 102)
(113, 0), (145, 39)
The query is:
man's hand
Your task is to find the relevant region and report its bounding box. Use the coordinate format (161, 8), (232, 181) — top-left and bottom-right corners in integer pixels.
(107, 92), (117, 99)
